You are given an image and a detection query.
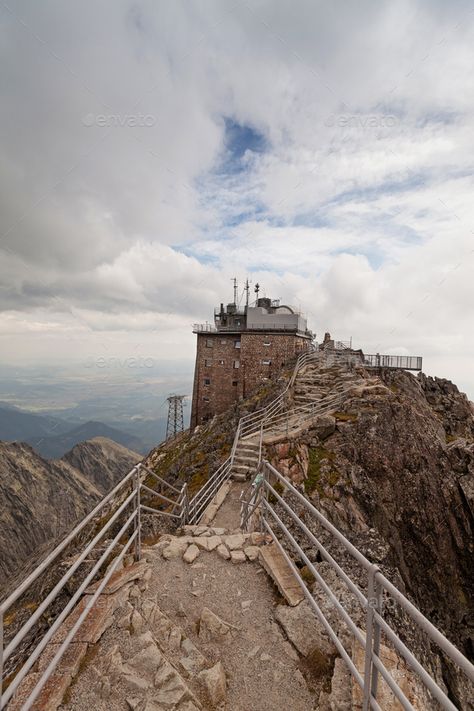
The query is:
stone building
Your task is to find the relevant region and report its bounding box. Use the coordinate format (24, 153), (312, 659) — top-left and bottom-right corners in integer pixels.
(190, 291), (313, 428)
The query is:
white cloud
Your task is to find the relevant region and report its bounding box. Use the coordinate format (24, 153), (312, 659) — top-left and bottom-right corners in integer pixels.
(1, 0), (474, 398)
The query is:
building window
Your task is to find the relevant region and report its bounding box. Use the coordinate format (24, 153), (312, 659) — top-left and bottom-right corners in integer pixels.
(262, 360), (271, 365)
(263, 341), (272, 347)
(203, 396), (210, 402)
(205, 359), (212, 366)
(218, 359), (225, 365)
(233, 360), (240, 369)
(204, 378), (210, 385)
(206, 339), (213, 348)
(232, 380), (238, 386)
(221, 339), (226, 345)
(234, 340), (241, 349)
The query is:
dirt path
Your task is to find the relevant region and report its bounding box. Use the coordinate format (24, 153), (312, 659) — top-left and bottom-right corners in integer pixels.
(59, 486), (324, 711)
(150, 547), (316, 710)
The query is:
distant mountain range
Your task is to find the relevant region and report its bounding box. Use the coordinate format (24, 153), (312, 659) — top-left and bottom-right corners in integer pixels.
(0, 403), (147, 457)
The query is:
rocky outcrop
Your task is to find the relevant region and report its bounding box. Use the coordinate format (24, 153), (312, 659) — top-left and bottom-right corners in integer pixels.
(268, 362), (474, 707)
(62, 436), (141, 494)
(0, 438), (140, 591)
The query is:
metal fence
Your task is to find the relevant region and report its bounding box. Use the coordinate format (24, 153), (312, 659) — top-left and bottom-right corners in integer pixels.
(0, 463), (189, 710)
(363, 354), (423, 371)
(241, 461), (474, 711)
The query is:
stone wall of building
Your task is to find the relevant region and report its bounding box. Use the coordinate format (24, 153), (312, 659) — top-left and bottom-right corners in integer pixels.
(190, 331), (311, 428)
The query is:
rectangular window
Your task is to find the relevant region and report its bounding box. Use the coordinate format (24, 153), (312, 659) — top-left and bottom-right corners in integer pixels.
(218, 359), (225, 365)
(263, 341), (272, 347)
(204, 378), (210, 385)
(262, 360), (271, 365)
(205, 359), (212, 367)
(233, 360), (240, 369)
(221, 339), (226, 345)
(232, 380), (238, 386)
(206, 339), (213, 348)
(234, 340), (241, 349)
(203, 396), (210, 402)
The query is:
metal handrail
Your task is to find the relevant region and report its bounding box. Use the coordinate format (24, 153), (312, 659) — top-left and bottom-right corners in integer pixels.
(0, 462), (192, 710)
(250, 461), (474, 711)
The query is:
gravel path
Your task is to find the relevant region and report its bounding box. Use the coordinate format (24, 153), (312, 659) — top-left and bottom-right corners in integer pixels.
(151, 550), (316, 710)
(59, 485), (321, 710)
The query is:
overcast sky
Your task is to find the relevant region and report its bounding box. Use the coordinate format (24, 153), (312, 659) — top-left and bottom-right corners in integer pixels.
(1, 0), (473, 398)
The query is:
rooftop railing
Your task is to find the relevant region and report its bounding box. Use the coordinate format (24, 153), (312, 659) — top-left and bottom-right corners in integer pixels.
(192, 322), (311, 335)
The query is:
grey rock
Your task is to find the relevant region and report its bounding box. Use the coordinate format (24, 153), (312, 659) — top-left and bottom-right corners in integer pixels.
(183, 544), (200, 563)
(197, 661), (226, 707)
(275, 601), (335, 658)
(216, 544), (230, 560)
(124, 643), (163, 680)
(224, 533), (245, 550)
(162, 539), (188, 560)
(198, 607), (233, 642)
(230, 550), (246, 564)
(243, 545), (260, 561)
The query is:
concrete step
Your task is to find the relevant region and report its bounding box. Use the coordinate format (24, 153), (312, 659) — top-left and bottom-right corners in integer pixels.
(231, 472), (248, 482)
(259, 543), (305, 606)
(236, 441), (259, 450)
(232, 464), (252, 473)
(235, 446), (259, 456)
(233, 455), (258, 465)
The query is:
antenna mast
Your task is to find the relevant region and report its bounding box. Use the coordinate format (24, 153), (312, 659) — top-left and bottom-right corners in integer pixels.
(166, 394), (185, 440)
(231, 277), (238, 305)
(245, 278), (250, 308)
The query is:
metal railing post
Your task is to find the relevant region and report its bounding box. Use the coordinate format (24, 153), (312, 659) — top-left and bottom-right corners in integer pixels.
(259, 420), (264, 464)
(362, 564), (379, 710)
(182, 483), (189, 526)
(260, 463), (268, 534)
(371, 575), (382, 699)
(134, 466), (142, 562)
(0, 611), (4, 705)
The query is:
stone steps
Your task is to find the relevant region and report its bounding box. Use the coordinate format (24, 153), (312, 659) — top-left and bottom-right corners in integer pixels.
(233, 455), (258, 465)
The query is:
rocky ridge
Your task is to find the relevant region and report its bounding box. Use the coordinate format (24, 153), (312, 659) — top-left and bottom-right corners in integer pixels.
(266, 360), (474, 707)
(0, 437), (141, 593)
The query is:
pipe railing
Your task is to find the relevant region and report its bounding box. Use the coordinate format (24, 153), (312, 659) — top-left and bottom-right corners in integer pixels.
(0, 462), (191, 710)
(243, 461), (474, 711)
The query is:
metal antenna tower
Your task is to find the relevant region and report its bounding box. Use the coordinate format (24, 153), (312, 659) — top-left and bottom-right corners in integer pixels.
(166, 394), (185, 440)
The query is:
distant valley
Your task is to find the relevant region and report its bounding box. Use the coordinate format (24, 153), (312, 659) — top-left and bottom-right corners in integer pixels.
(0, 361), (192, 454)
(0, 403), (148, 457)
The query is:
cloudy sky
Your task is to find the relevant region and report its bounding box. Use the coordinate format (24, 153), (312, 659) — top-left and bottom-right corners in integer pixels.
(1, 0), (474, 398)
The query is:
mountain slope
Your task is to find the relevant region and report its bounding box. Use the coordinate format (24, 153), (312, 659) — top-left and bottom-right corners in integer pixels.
(266, 365), (474, 706)
(62, 436), (142, 494)
(0, 438), (141, 589)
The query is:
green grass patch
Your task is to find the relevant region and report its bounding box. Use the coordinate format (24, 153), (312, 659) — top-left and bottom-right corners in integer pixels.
(305, 446), (339, 496)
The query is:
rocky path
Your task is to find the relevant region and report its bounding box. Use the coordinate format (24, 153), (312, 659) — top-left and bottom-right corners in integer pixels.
(55, 488), (336, 711)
